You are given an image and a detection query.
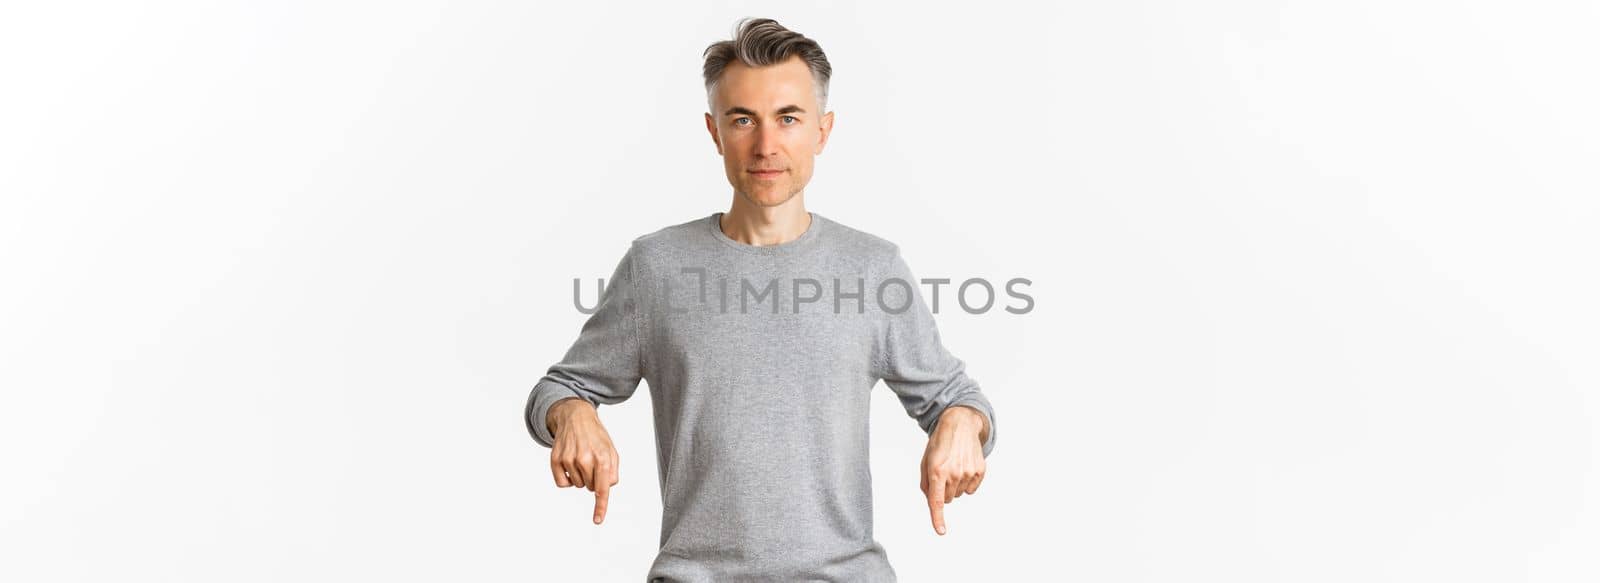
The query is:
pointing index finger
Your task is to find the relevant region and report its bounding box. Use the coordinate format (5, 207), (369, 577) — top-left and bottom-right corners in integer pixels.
(927, 480), (947, 535)
(594, 479), (610, 524)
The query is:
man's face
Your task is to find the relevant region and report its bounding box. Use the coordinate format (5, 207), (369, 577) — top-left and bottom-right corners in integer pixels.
(704, 54), (834, 207)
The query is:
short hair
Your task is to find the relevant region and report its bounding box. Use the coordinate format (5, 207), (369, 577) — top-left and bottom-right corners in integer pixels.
(701, 17), (833, 115)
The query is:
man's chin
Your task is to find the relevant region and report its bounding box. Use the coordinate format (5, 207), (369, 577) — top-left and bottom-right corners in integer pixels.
(743, 188), (797, 207)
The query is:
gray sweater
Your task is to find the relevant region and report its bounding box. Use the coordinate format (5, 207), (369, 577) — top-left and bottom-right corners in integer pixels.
(524, 212), (997, 582)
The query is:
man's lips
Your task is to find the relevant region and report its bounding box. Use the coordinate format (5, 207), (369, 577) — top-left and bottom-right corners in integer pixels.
(749, 169), (785, 178)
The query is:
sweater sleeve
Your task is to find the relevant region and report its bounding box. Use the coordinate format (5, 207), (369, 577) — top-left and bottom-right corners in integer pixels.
(873, 246), (997, 458)
(524, 243), (647, 448)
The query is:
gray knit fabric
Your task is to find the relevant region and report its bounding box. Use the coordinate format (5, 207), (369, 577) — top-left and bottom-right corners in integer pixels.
(524, 212), (997, 582)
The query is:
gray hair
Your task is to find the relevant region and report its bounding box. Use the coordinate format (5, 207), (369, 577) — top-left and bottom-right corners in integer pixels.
(701, 17), (833, 115)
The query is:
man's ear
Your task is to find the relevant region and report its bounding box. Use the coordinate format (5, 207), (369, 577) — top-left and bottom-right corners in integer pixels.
(815, 110), (834, 155)
(704, 112), (723, 155)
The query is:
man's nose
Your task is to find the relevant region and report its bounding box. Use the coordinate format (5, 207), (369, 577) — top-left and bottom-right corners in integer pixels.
(752, 125), (780, 157)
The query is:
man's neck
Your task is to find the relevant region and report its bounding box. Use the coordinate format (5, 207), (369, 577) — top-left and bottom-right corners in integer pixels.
(720, 194), (811, 246)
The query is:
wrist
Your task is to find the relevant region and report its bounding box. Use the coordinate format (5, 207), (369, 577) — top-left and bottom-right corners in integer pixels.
(941, 405), (982, 425)
(547, 396), (594, 434)
(942, 405), (989, 441)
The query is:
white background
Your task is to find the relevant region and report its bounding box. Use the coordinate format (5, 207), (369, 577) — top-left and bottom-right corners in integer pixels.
(2, 1), (1596, 581)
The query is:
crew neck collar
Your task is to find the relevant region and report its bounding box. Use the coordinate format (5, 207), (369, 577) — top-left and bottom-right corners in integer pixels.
(709, 211), (824, 255)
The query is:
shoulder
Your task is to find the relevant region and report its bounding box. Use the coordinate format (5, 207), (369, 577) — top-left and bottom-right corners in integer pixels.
(633, 213), (706, 244)
(816, 213), (902, 268)
(619, 213), (714, 260)
(820, 213), (898, 252)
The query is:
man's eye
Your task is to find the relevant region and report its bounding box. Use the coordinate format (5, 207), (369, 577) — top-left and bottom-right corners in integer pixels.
(732, 117), (798, 126)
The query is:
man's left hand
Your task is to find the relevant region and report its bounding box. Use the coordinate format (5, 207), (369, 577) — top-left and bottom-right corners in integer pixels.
(921, 405), (988, 536)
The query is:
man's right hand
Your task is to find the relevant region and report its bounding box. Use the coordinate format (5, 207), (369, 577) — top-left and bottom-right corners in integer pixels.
(546, 397), (620, 525)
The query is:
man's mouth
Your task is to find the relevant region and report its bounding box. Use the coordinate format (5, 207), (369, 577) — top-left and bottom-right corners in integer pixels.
(749, 169), (785, 179)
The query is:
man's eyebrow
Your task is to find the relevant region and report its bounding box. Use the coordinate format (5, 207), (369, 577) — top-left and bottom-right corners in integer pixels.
(722, 105), (807, 117)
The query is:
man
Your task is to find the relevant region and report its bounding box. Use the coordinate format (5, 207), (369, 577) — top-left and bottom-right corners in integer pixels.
(524, 17), (997, 581)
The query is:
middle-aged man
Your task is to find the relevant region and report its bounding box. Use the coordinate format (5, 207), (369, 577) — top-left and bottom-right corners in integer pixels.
(524, 17), (998, 581)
